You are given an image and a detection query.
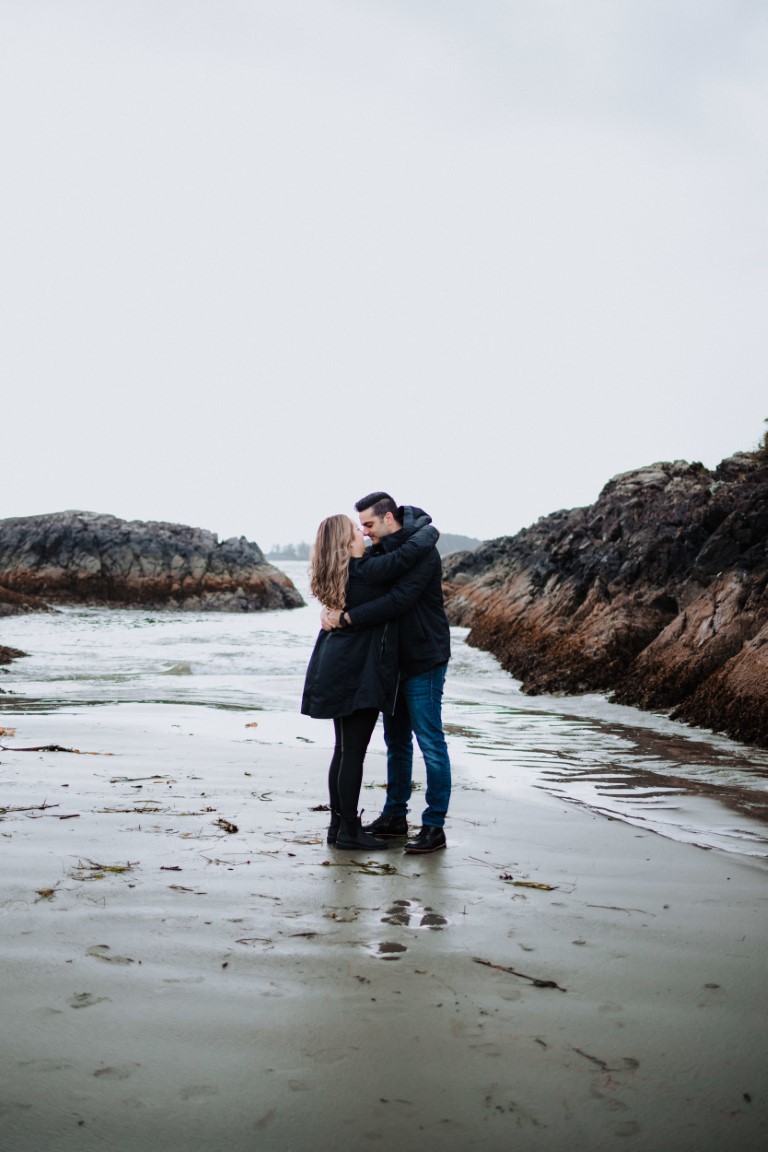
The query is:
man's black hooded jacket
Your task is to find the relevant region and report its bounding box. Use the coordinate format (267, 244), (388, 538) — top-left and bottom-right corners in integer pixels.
(346, 505), (451, 680)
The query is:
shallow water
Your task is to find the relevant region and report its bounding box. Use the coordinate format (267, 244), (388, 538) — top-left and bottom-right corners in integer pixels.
(2, 561), (767, 856)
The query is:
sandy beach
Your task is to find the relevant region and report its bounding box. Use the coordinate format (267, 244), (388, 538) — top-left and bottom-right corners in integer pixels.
(1, 702), (766, 1151)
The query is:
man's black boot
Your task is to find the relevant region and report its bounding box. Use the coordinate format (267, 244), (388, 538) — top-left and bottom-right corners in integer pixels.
(362, 812), (409, 838)
(403, 826), (446, 854)
(335, 814), (390, 851)
(326, 811), (341, 846)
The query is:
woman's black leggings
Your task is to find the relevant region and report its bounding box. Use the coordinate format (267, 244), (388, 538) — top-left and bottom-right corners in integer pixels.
(328, 708), (379, 819)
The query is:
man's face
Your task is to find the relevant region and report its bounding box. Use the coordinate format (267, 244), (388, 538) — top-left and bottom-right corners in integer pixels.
(358, 506), (395, 545)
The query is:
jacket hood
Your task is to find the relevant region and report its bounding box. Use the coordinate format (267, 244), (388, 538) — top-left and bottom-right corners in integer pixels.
(399, 505), (432, 538)
(375, 505), (433, 553)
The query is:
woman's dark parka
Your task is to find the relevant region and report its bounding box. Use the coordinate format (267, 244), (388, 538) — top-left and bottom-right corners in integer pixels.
(301, 520), (437, 719)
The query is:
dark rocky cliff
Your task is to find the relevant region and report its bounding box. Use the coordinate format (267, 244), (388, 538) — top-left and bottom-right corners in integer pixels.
(443, 453), (768, 748)
(0, 511), (304, 615)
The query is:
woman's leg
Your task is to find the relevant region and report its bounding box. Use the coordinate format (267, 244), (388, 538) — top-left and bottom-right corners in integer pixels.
(324, 721), (343, 844)
(328, 720), (343, 811)
(336, 708), (379, 818)
(333, 709), (388, 851)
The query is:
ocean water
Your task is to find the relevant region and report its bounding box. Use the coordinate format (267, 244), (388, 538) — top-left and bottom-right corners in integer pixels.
(2, 561), (767, 857)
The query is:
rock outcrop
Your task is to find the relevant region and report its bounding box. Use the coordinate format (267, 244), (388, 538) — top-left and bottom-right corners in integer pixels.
(0, 511), (304, 613)
(443, 453), (768, 748)
(0, 644), (26, 666)
(0, 584), (50, 619)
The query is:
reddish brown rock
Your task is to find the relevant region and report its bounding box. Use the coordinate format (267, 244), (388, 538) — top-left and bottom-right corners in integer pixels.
(0, 584), (50, 618)
(0, 511), (304, 612)
(674, 621), (768, 746)
(443, 452), (768, 748)
(0, 643), (26, 666)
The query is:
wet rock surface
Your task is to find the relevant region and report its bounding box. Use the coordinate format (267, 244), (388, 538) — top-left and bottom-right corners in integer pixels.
(443, 453), (768, 748)
(0, 643), (27, 665)
(0, 583), (51, 619)
(0, 511), (304, 613)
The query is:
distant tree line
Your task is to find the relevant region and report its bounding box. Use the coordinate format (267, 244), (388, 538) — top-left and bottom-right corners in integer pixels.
(267, 542), (311, 561)
(267, 533), (482, 562)
(758, 417), (768, 462)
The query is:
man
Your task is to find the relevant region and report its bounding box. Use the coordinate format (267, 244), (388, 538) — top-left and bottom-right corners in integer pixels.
(322, 492), (451, 853)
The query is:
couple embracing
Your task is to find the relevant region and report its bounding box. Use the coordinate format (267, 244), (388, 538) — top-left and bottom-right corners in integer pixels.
(301, 492), (451, 854)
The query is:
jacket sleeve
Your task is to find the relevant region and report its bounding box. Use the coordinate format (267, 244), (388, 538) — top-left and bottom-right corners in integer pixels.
(347, 553), (437, 626)
(356, 525), (439, 585)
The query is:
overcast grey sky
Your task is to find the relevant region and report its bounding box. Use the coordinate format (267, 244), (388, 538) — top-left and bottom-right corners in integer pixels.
(3, 1), (766, 549)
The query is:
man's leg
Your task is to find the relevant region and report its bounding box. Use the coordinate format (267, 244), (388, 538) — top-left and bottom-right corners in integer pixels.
(400, 663), (451, 828)
(378, 689), (414, 818)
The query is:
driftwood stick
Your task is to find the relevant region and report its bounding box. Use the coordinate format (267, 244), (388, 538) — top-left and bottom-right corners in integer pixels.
(0, 802), (59, 815)
(1, 744), (68, 752)
(0, 744), (105, 754)
(473, 956), (567, 992)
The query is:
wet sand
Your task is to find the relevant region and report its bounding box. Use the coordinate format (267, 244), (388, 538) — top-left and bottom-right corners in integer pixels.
(1, 703), (767, 1151)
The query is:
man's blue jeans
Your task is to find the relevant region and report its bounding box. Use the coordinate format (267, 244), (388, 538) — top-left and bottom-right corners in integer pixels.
(381, 663), (451, 828)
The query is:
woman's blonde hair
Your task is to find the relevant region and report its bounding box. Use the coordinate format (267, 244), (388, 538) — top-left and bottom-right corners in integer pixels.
(309, 515), (356, 610)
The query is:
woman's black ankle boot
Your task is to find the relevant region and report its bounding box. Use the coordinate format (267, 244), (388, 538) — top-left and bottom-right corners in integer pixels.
(335, 813), (389, 851)
(327, 811), (341, 846)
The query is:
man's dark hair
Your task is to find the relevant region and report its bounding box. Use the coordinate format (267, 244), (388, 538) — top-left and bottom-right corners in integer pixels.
(355, 491), (398, 518)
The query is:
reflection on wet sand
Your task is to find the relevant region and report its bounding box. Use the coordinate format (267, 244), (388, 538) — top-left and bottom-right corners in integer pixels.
(443, 707), (768, 856)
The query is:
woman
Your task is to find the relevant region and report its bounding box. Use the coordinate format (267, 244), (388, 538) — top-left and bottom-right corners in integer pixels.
(301, 512), (438, 850)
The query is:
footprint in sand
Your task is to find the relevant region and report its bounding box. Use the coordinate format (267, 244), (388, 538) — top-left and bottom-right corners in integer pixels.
(93, 1065), (140, 1081)
(69, 992), (110, 1010)
(381, 899), (448, 930)
(374, 941), (408, 960)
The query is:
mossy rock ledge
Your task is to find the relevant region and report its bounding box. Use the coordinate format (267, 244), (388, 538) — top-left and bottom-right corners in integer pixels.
(0, 511), (304, 613)
(442, 453), (768, 749)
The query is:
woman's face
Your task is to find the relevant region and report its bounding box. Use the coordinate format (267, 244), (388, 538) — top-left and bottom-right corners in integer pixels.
(349, 525), (366, 558)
